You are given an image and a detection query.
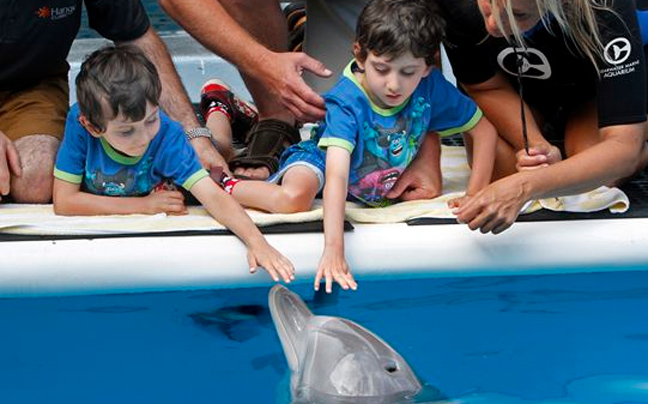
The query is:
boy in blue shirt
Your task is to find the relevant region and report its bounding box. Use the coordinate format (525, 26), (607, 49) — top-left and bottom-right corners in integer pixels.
(220, 0), (498, 292)
(53, 45), (294, 284)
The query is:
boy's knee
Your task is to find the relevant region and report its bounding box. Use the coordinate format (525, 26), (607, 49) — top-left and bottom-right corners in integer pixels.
(277, 188), (314, 213)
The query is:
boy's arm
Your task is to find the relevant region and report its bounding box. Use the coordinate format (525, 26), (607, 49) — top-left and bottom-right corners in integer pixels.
(52, 179), (186, 216)
(386, 132), (442, 201)
(190, 177), (294, 283)
(314, 146), (357, 293)
(463, 117), (498, 196)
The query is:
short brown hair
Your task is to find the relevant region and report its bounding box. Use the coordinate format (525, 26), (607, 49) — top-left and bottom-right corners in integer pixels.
(75, 45), (162, 132)
(355, 0), (445, 66)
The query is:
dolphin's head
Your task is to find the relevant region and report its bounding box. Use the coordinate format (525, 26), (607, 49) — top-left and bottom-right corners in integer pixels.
(269, 285), (423, 403)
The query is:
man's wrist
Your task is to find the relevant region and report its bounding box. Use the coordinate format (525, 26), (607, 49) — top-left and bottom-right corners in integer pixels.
(185, 127), (212, 141)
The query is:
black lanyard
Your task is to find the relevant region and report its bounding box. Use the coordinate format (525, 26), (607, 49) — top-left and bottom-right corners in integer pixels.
(513, 46), (530, 155)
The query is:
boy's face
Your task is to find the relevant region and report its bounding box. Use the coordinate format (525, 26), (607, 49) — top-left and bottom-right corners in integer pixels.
(82, 101), (161, 157)
(356, 50), (432, 109)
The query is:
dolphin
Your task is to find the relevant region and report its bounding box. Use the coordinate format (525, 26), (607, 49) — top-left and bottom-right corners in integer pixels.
(269, 285), (442, 404)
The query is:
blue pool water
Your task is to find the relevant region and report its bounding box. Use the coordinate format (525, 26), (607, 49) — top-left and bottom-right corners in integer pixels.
(1, 270), (647, 403)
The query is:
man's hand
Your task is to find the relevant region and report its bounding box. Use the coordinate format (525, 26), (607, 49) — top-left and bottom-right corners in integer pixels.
(190, 137), (231, 177)
(0, 130), (22, 201)
(259, 51), (332, 123)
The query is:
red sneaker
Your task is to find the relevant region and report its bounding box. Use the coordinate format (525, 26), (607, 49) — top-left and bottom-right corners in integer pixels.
(199, 79), (258, 145)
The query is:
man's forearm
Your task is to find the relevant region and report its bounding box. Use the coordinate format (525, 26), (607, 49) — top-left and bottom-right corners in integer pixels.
(158, 0), (270, 77)
(122, 27), (200, 130)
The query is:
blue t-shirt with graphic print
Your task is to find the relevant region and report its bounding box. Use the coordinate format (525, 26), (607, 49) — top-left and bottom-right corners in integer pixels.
(54, 104), (208, 196)
(314, 61), (482, 207)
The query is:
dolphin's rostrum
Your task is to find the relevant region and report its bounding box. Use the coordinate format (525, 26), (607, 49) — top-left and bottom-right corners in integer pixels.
(268, 285), (443, 404)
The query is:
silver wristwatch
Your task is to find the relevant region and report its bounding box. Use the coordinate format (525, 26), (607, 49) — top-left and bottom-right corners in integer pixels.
(185, 127), (212, 141)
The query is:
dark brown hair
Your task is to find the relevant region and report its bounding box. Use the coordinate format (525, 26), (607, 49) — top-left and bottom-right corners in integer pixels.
(75, 45), (162, 132)
(355, 0), (445, 65)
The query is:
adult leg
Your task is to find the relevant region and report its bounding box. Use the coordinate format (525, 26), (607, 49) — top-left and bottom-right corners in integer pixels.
(0, 75), (67, 203)
(563, 100), (600, 158)
(11, 135), (60, 203)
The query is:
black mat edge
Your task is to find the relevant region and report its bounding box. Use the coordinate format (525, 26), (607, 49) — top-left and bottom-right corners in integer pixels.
(0, 220), (355, 242)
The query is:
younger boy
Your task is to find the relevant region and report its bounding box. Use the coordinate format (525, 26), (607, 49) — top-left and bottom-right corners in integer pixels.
(53, 45), (294, 284)
(221, 0), (498, 292)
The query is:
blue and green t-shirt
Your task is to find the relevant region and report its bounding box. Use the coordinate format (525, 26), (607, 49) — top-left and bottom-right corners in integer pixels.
(314, 61), (482, 206)
(54, 104), (207, 196)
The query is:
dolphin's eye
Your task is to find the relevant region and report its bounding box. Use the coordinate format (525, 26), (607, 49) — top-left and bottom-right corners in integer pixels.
(384, 360), (399, 373)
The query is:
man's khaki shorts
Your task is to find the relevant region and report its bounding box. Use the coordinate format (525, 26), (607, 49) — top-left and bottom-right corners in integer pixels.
(0, 75), (69, 141)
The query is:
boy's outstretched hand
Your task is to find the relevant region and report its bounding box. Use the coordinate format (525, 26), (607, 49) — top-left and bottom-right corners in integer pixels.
(314, 248), (357, 294)
(247, 240), (295, 284)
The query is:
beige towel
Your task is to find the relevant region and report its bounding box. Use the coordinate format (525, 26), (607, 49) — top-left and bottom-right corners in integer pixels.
(0, 146), (629, 235)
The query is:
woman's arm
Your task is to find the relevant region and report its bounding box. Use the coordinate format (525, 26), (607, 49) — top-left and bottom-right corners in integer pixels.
(454, 122), (646, 234)
(463, 72), (562, 168)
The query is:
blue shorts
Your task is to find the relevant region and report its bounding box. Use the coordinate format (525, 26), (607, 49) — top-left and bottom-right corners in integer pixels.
(268, 139), (326, 191)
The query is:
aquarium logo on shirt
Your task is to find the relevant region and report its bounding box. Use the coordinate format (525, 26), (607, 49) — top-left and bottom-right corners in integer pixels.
(36, 5), (77, 21)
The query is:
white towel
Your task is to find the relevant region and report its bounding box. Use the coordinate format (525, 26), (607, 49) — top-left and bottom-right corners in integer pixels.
(0, 146), (629, 235)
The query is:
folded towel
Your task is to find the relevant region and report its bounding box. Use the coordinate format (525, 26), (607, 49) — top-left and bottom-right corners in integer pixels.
(0, 146), (629, 235)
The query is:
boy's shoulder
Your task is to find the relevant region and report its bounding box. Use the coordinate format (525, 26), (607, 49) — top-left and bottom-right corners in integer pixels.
(324, 61), (369, 103)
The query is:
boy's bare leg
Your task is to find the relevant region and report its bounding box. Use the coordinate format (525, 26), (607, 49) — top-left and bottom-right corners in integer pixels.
(10, 135), (60, 203)
(205, 112), (234, 161)
(231, 166), (320, 213)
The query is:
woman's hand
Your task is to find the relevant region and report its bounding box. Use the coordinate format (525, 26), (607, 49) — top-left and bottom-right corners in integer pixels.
(452, 174), (531, 234)
(516, 144), (562, 171)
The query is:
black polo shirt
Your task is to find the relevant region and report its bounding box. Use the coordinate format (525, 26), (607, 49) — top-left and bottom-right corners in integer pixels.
(437, 0), (647, 128)
(0, 0), (150, 92)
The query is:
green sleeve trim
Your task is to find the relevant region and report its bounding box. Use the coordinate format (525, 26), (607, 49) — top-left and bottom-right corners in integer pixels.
(317, 137), (354, 153)
(53, 168), (83, 184)
(437, 108), (483, 138)
(182, 169), (209, 191)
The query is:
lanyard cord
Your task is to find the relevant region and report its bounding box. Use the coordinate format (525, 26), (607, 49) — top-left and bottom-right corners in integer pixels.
(513, 46), (530, 155)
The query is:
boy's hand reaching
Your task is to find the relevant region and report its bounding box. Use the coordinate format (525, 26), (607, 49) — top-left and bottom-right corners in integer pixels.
(143, 190), (187, 215)
(247, 240), (295, 284)
(314, 248), (357, 294)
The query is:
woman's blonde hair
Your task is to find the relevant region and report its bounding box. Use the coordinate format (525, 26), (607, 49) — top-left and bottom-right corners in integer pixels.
(491, 0), (612, 68)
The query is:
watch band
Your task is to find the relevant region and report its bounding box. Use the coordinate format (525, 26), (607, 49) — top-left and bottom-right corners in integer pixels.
(185, 127), (212, 141)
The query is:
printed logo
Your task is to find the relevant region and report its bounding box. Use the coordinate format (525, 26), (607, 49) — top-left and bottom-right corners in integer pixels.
(36, 6), (51, 19)
(35, 5), (76, 20)
(497, 47), (551, 80)
(603, 37), (631, 65)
